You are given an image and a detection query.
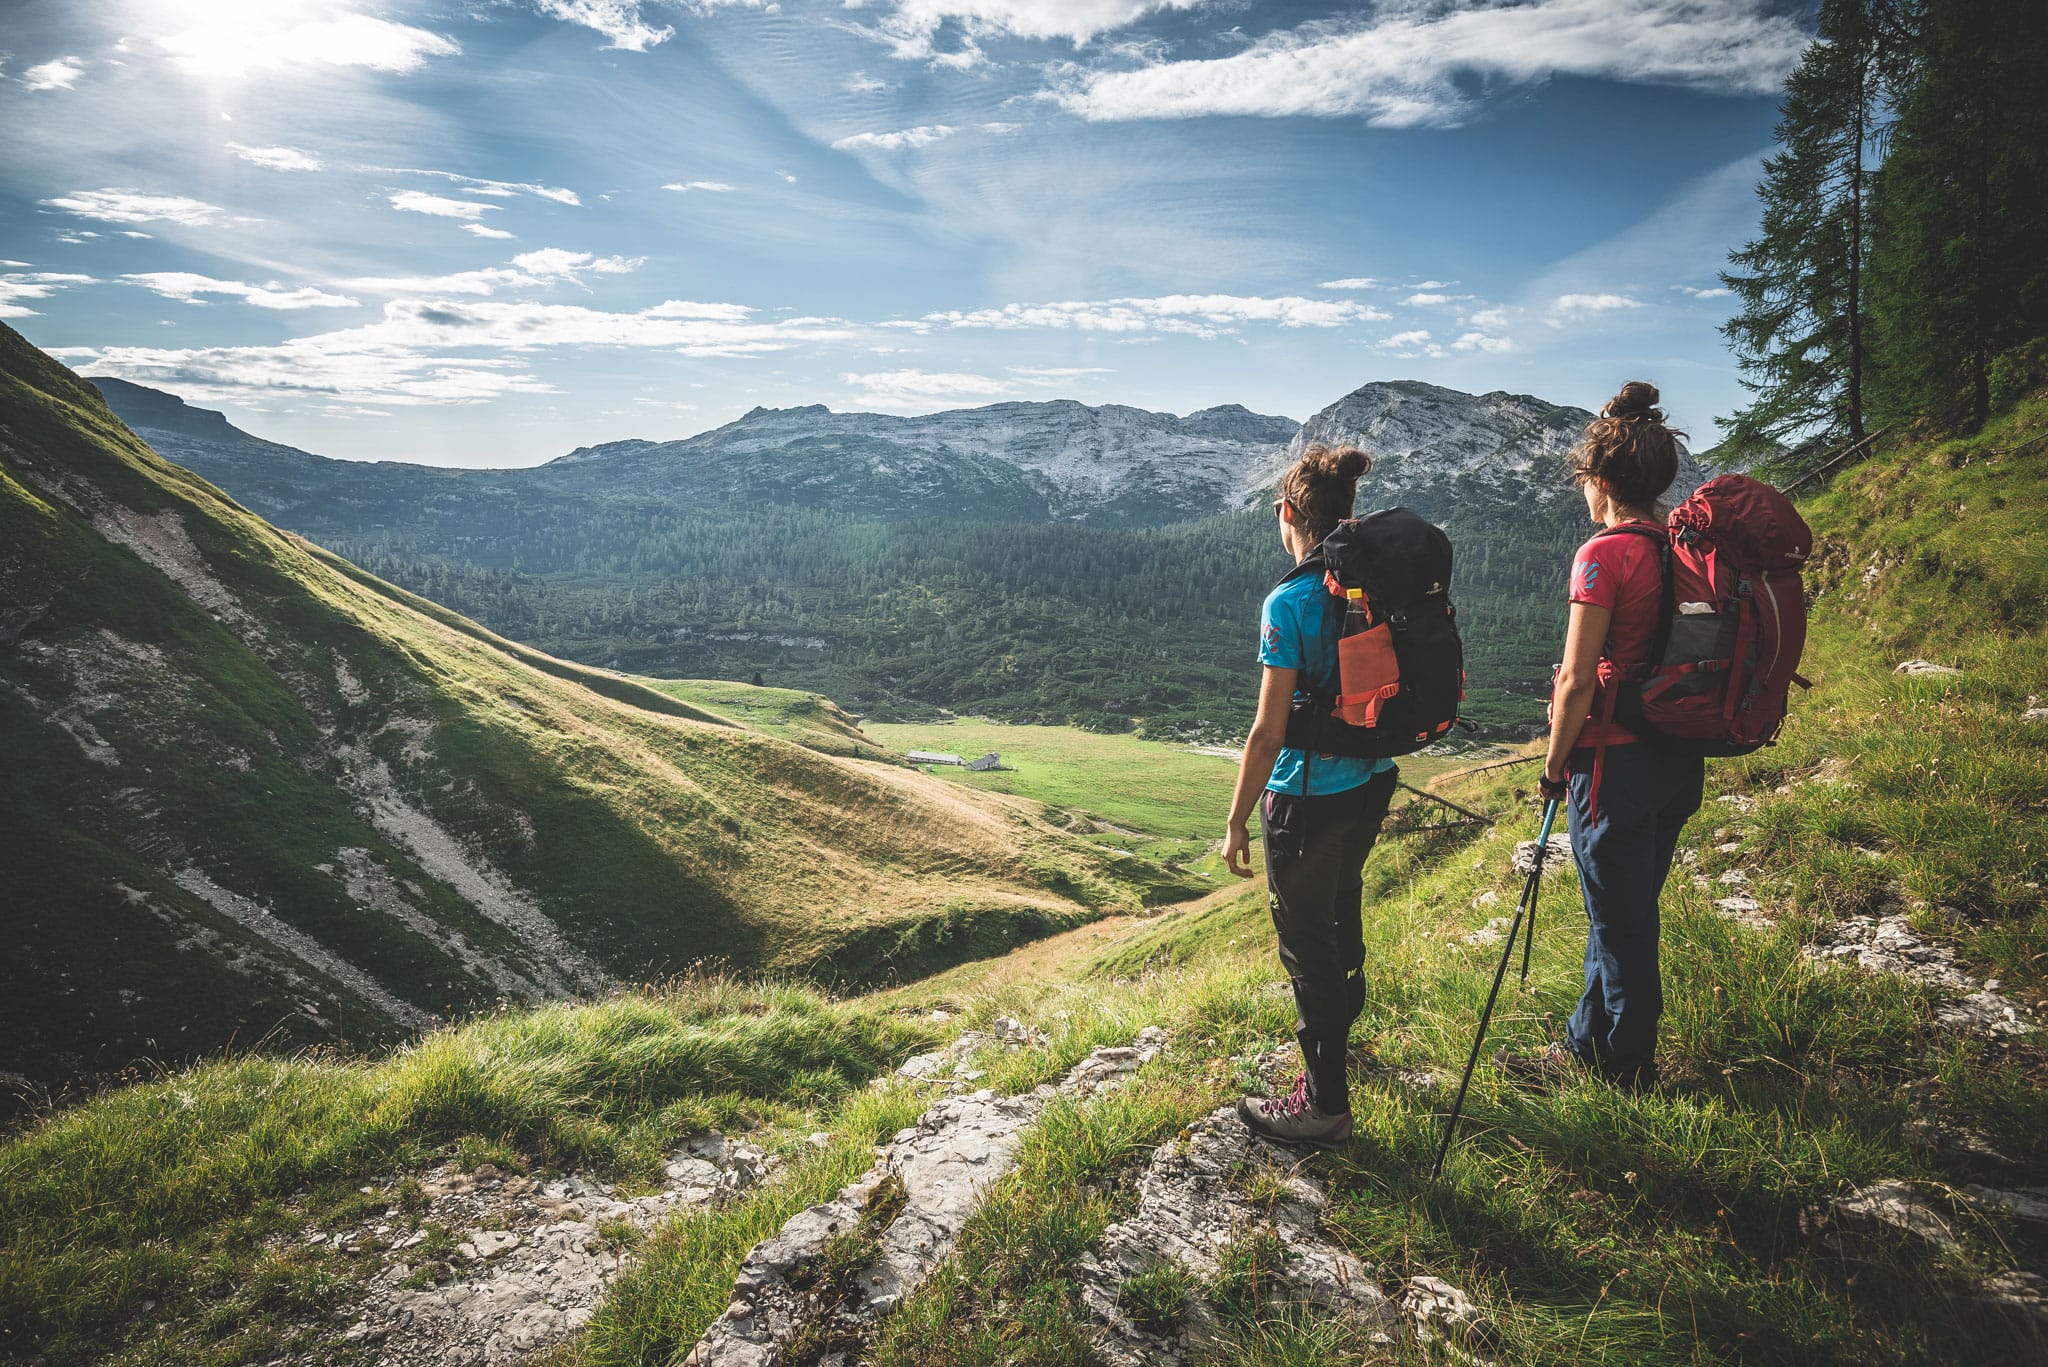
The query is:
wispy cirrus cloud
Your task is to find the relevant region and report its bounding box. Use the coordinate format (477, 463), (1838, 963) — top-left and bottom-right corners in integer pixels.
(663, 180), (736, 193)
(1051, 0), (1809, 126)
(22, 57), (85, 91)
(40, 189), (224, 227)
(1319, 277), (1378, 290)
(74, 297), (860, 406)
(122, 273), (360, 311)
(381, 167), (582, 206)
(0, 271), (95, 319)
(832, 124), (957, 152)
(157, 10), (460, 78)
(228, 143), (322, 172)
(343, 247), (643, 297)
(1675, 283), (1732, 299)
(916, 292), (1390, 339)
(387, 191), (501, 220)
(464, 224), (517, 239)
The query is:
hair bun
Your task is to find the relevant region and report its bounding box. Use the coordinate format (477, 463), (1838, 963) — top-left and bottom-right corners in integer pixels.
(1604, 381), (1662, 422)
(1306, 443), (1374, 479)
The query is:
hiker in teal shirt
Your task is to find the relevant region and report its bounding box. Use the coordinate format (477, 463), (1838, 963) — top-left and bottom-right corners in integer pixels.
(1223, 442), (1399, 1149)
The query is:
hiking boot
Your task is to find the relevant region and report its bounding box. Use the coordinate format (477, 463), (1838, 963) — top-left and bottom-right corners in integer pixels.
(1493, 1041), (1584, 1090)
(1237, 1073), (1353, 1149)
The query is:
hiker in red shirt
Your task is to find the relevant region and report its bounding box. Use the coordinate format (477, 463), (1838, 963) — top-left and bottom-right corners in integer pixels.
(1499, 382), (1704, 1091)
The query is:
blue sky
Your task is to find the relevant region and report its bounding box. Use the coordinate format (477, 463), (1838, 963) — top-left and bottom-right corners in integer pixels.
(0, 1), (1808, 466)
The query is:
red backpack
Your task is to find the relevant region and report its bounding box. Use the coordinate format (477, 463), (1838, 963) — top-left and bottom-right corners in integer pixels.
(1596, 474), (1812, 757)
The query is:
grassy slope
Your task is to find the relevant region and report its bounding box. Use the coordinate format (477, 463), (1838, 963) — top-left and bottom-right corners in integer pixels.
(5, 395), (2044, 1367)
(0, 323), (1201, 1107)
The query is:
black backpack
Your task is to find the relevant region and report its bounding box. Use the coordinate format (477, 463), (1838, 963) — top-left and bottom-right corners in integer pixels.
(1278, 508), (1464, 760)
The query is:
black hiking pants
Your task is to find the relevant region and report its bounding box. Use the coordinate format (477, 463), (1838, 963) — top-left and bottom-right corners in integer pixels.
(1259, 766), (1398, 1116)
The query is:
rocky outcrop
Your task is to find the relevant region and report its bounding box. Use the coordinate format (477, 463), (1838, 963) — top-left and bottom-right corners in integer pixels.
(1075, 1102), (1398, 1365)
(330, 1139), (773, 1365)
(683, 1029), (1168, 1366)
(1805, 913), (2038, 1036)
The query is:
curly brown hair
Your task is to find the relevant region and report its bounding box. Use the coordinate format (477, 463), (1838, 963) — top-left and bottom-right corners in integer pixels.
(1279, 442), (1374, 547)
(1570, 381), (1686, 512)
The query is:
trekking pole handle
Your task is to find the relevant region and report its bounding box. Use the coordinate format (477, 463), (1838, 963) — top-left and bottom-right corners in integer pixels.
(1535, 797), (1561, 852)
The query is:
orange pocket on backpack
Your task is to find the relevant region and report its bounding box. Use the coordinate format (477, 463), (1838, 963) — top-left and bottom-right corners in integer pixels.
(1335, 621), (1402, 726)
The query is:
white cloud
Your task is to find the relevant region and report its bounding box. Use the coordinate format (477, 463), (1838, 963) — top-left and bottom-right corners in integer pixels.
(1551, 292), (1644, 315)
(464, 223), (517, 239)
(531, 0), (673, 50)
(0, 271), (95, 319)
(227, 142), (322, 172)
(76, 297), (859, 405)
(22, 57), (86, 91)
(1382, 329), (1431, 348)
(777, 169), (798, 184)
(861, 1), (1203, 68)
(1451, 330), (1513, 353)
(663, 180), (737, 193)
(839, 365), (1098, 408)
(845, 73), (892, 93)
(122, 272), (361, 310)
(1052, 0), (1810, 125)
(158, 11), (460, 78)
(1465, 307), (1510, 329)
(40, 189), (223, 227)
(382, 168), (581, 206)
(344, 247), (644, 297)
(1403, 292), (1452, 306)
(1675, 284), (1732, 298)
(832, 124), (957, 151)
(921, 292), (1389, 337)
(388, 191), (501, 220)
(1413, 280), (1452, 290)
(1320, 277), (1377, 290)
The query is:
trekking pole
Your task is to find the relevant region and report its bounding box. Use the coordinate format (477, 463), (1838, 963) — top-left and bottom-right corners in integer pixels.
(1430, 798), (1562, 1182)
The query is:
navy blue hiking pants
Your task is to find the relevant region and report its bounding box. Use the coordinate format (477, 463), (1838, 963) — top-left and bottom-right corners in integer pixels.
(1564, 742), (1704, 1088)
(1260, 766), (1398, 1115)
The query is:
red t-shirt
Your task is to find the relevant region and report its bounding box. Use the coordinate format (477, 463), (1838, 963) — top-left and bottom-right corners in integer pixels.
(1565, 520), (1665, 749)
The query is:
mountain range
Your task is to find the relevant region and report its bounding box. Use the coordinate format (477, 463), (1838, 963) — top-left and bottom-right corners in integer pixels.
(89, 376), (1700, 736)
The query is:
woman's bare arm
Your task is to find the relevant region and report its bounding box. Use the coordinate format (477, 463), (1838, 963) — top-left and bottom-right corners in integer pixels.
(1224, 665), (1299, 878)
(1543, 600), (1612, 785)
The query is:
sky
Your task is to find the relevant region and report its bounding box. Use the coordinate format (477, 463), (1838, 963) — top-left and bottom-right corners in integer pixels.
(0, 0), (1808, 467)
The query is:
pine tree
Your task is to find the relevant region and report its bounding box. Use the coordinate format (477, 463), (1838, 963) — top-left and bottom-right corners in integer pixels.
(1719, 0), (1886, 472)
(1867, 0), (2048, 427)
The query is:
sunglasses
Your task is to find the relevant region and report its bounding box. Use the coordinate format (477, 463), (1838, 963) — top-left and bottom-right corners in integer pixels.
(1272, 498), (1290, 518)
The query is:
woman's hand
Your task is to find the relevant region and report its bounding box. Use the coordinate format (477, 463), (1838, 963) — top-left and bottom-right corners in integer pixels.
(1222, 665), (1296, 882)
(1224, 820), (1255, 878)
(1540, 767), (1570, 803)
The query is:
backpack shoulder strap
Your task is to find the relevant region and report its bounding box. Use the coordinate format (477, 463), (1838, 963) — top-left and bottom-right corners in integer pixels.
(1587, 523), (1676, 667)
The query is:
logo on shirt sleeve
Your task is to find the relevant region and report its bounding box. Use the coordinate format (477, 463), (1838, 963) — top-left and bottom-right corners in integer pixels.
(1574, 560), (1600, 594)
(1261, 623), (1281, 651)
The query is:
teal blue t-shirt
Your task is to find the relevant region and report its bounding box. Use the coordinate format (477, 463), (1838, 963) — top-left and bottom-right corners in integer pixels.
(1258, 569), (1397, 797)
